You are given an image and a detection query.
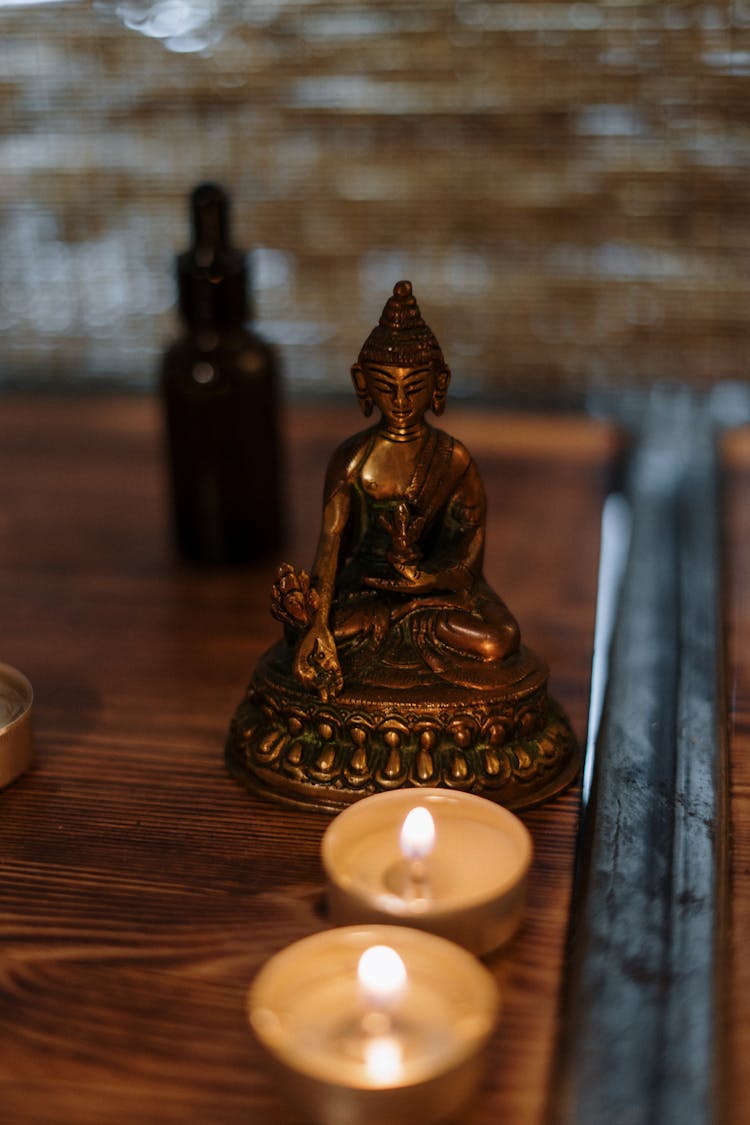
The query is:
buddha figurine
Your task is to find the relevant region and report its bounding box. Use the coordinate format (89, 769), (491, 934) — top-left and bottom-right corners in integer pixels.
(226, 281), (577, 811)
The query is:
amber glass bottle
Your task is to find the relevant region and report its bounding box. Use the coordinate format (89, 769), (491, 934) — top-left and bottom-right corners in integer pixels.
(161, 183), (282, 564)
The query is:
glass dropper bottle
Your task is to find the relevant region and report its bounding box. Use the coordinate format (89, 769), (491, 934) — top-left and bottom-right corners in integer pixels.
(161, 182), (283, 565)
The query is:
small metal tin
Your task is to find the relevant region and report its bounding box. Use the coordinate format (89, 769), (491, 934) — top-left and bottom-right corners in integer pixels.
(0, 663), (33, 788)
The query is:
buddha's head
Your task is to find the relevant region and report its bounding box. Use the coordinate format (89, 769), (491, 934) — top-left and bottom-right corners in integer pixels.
(351, 281), (451, 424)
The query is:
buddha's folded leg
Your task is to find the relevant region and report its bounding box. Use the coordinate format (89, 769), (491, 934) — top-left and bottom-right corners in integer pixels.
(433, 602), (520, 662)
(331, 598), (390, 644)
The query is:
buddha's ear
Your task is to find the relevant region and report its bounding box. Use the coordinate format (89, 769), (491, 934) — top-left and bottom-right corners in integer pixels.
(351, 364), (374, 417)
(431, 365), (451, 416)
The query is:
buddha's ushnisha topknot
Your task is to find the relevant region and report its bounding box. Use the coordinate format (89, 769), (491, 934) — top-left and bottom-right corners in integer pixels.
(358, 281), (445, 367)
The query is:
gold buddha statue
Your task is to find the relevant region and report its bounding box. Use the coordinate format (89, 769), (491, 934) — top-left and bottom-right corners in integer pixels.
(226, 281), (577, 811)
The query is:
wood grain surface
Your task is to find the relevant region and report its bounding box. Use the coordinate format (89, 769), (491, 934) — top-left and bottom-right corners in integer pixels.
(0, 395), (624, 1123)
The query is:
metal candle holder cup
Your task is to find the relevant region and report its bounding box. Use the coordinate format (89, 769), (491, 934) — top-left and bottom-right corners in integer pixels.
(0, 663), (33, 789)
(322, 788), (532, 956)
(248, 924), (500, 1125)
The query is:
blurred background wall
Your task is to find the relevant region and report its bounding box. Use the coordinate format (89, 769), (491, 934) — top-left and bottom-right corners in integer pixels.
(1, 0), (748, 403)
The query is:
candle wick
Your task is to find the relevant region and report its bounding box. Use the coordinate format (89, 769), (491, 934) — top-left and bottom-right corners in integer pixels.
(406, 857), (430, 901)
(361, 1009), (393, 1038)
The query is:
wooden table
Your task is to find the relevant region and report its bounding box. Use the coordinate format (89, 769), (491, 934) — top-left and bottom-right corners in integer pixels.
(0, 394), (740, 1124)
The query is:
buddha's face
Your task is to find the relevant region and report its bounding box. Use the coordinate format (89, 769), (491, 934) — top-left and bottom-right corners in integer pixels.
(352, 359), (450, 428)
(361, 362), (434, 427)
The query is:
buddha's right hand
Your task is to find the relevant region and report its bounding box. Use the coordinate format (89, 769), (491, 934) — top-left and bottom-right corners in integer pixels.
(293, 625), (343, 702)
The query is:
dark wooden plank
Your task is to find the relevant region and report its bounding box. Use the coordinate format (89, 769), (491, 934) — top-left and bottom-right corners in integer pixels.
(551, 394), (728, 1125)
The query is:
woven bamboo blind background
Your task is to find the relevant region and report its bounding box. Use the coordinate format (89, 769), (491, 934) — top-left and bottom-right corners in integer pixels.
(1, 1), (748, 400)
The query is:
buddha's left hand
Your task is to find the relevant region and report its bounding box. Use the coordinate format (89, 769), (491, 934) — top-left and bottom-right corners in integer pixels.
(364, 563), (439, 594)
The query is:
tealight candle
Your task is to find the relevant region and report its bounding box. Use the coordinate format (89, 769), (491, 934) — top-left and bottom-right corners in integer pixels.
(248, 924), (499, 1125)
(0, 663), (33, 789)
(322, 788), (532, 955)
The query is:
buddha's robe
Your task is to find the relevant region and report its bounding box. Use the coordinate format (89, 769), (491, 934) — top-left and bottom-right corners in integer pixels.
(319, 424), (521, 691)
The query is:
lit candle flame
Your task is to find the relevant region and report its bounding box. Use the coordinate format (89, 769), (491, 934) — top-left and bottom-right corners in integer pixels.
(399, 806), (436, 862)
(357, 947), (408, 1071)
(357, 945), (408, 1010)
(398, 806), (435, 902)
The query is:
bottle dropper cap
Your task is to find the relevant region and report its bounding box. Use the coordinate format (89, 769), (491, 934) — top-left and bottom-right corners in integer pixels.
(177, 182), (249, 328)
